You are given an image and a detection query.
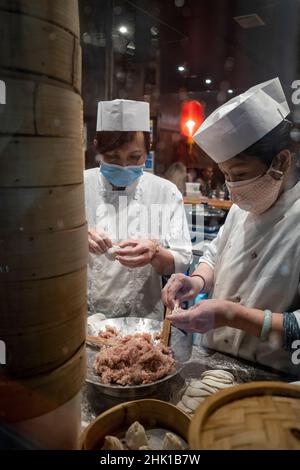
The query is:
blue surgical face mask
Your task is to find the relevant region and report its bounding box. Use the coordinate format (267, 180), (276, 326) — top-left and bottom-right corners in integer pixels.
(100, 161), (144, 187)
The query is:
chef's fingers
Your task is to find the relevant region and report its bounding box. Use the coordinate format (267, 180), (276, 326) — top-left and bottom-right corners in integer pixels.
(117, 255), (147, 267)
(116, 245), (147, 257)
(102, 236), (113, 249)
(166, 313), (193, 331)
(88, 239), (102, 255)
(176, 290), (197, 303)
(88, 230), (102, 243)
(165, 278), (187, 306)
(118, 240), (139, 248)
(96, 239), (109, 252)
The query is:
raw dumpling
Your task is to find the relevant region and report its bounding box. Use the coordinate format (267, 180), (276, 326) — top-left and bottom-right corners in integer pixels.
(176, 400), (193, 415)
(162, 432), (185, 450)
(102, 435), (124, 450)
(125, 421), (148, 450)
(139, 446), (152, 450)
(104, 245), (120, 261)
(185, 385), (211, 397)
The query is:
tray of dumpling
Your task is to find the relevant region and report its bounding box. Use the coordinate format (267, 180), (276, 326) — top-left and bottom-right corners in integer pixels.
(176, 369), (236, 415)
(81, 399), (191, 450)
(86, 316), (192, 399)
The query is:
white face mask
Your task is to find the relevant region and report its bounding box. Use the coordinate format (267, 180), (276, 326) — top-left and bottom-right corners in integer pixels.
(226, 167), (285, 214)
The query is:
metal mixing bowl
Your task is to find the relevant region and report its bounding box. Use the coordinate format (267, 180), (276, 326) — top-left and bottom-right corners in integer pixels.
(86, 316), (192, 410)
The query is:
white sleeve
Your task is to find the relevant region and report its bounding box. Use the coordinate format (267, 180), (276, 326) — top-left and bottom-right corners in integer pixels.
(198, 224), (225, 270)
(165, 188), (193, 273)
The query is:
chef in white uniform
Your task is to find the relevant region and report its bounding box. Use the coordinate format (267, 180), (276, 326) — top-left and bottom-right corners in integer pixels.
(163, 78), (300, 374)
(85, 99), (192, 319)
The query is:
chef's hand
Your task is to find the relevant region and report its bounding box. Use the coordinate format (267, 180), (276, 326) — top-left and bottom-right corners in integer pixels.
(162, 273), (204, 310)
(115, 239), (157, 268)
(166, 299), (231, 333)
(88, 227), (113, 255)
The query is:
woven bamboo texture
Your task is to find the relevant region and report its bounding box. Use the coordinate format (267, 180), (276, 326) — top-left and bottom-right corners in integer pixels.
(189, 381), (300, 450)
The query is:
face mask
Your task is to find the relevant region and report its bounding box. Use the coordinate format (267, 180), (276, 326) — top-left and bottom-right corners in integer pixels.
(226, 167), (284, 214)
(100, 161), (144, 187)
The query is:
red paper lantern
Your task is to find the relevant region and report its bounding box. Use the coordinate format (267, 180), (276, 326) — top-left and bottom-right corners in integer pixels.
(180, 100), (204, 140)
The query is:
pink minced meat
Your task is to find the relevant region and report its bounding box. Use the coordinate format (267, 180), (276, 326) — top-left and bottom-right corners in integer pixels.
(93, 327), (176, 385)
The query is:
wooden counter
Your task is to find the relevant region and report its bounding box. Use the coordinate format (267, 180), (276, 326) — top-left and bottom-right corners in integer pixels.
(184, 196), (232, 211)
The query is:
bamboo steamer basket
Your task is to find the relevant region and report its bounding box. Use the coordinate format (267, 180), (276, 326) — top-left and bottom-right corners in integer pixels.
(0, 304), (86, 377)
(0, 10), (81, 92)
(0, 77), (82, 137)
(0, 0), (80, 38)
(0, 184), (85, 235)
(0, 268), (87, 329)
(81, 399), (191, 450)
(0, 223), (88, 281)
(0, 345), (86, 423)
(189, 381), (300, 450)
(0, 137), (83, 187)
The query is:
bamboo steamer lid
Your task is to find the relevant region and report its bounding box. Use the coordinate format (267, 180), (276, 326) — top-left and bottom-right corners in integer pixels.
(0, 10), (81, 92)
(0, 224), (88, 281)
(189, 381), (300, 450)
(0, 137), (83, 187)
(0, 77), (82, 137)
(0, 304), (86, 377)
(0, 184), (85, 235)
(0, 0), (80, 38)
(81, 399), (191, 450)
(0, 268), (87, 328)
(0, 345), (86, 423)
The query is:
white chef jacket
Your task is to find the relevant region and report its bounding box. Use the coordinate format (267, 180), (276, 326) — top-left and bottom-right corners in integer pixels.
(199, 181), (300, 375)
(84, 169), (193, 320)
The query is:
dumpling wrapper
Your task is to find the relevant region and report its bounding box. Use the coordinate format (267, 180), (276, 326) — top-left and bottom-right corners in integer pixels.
(162, 432), (185, 450)
(176, 400), (193, 415)
(185, 385), (211, 397)
(102, 435), (124, 450)
(125, 421), (148, 450)
(104, 245), (120, 261)
(182, 394), (205, 411)
(201, 369), (234, 382)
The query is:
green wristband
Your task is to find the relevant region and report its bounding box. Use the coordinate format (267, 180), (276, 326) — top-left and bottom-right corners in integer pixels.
(260, 309), (273, 342)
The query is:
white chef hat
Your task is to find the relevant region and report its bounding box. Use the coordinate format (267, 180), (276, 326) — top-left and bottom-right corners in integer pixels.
(96, 99), (150, 132)
(193, 77), (290, 163)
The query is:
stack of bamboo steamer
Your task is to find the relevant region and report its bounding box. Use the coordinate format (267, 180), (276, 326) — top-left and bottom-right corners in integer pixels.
(0, 0), (87, 447)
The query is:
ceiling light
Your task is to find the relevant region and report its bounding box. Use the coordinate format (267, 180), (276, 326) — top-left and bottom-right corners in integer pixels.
(118, 25), (128, 34)
(178, 65), (186, 72)
(205, 78), (212, 85)
(228, 89), (234, 94)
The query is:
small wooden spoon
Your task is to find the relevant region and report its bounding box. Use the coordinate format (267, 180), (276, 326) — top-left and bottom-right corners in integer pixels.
(86, 335), (113, 348)
(161, 307), (174, 347)
(160, 301), (181, 346)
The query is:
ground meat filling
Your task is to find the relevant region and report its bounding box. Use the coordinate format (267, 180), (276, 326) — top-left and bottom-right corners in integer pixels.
(93, 326), (176, 385)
